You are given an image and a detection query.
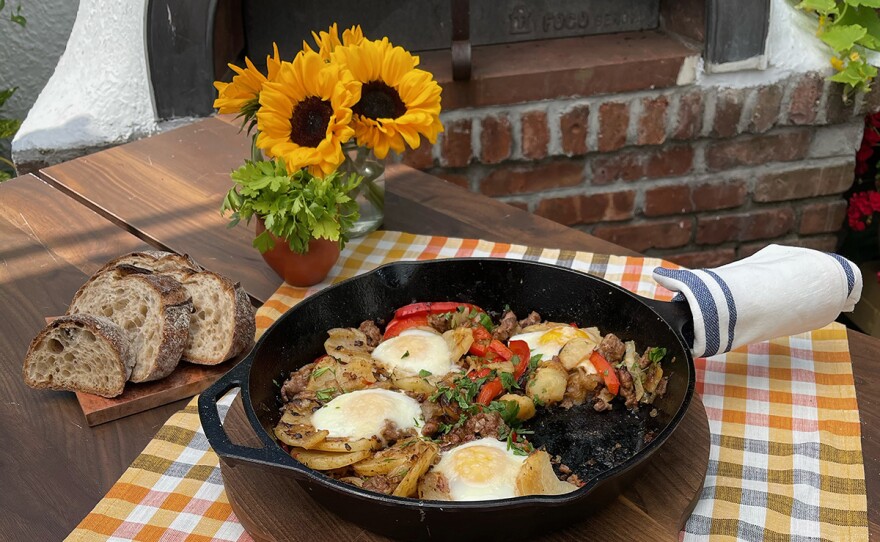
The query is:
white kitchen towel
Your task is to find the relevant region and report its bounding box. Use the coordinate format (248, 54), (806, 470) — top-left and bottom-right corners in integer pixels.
(652, 244), (862, 357)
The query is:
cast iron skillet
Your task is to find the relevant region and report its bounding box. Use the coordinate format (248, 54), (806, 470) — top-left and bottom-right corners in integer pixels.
(199, 259), (696, 541)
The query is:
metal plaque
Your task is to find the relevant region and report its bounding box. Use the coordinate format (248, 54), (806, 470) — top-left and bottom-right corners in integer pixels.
(245, 0), (659, 61)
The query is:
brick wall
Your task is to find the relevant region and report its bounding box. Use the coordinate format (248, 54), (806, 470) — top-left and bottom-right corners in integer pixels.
(398, 73), (871, 267)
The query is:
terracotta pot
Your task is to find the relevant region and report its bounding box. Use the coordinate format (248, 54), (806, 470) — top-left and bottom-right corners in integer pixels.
(255, 218), (340, 287)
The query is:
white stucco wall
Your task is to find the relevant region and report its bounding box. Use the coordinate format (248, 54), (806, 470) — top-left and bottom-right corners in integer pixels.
(0, 0), (78, 166)
(12, 0), (158, 166)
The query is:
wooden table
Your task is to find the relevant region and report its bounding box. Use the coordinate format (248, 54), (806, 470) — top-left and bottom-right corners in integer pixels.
(0, 117), (877, 539)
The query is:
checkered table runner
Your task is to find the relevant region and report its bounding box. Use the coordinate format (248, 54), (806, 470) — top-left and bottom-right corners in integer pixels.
(66, 231), (868, 541)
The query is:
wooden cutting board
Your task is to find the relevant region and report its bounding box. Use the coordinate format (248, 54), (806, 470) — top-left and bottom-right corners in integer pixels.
(45, 316), (248, 426)
(219, 393), (710, 542)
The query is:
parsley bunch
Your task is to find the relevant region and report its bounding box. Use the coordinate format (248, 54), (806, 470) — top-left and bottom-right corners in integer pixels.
(221, 159), (362, 254)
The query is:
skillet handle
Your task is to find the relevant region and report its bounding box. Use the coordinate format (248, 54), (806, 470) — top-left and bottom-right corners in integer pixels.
(639, 297), (696, 352)
(197, 358), (293, 468)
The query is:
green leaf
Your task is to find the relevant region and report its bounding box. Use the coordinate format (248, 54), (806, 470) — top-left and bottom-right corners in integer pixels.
(797, 0), (838, 13)
(820, 24), (868, 51)
(0, 87), (16, 109)
(10, 5), (25, 26)
(846, 0), (880, 7)
(0, 170), (11, 182)
(0, 118), (21, 139)
(0, 0), (6, 13)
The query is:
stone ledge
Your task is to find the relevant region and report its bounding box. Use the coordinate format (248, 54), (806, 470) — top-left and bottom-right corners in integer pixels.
(420, 30), (700, 110)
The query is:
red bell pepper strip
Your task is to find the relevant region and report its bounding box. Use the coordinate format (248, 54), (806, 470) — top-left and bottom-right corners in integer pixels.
(472, 326), (492, 342)
(487, 340), (513, 361)
(468, 326), (493, 357)
(509, 340), (531, 379)
(476, 379), (503, 405)
(393, 302), (485, 320)
(383, 314), (429, 339)
(590, 351), (620, 395)
(468, 367), (492, 381)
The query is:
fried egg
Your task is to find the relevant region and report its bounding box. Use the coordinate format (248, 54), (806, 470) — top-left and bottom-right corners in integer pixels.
(371, 329), (454, 377)
(510, 325), (595, 364)
(432, 438), (526, 501)
(310, 388), (423, 441)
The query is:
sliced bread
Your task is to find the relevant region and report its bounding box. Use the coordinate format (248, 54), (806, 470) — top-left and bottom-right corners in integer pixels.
(176, 270), (256, 364)
(22, 314), (134, 398)
(68, 266), (193, 383)
(90, 251), (255, 364)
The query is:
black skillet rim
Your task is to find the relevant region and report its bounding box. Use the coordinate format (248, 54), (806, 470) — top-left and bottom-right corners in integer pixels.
(238, 257), (696, 510)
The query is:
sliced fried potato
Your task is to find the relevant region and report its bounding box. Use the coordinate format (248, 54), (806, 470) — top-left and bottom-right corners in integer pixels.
(443, 327), (474, 362)
(392, 373), (436, 395)
(305, 356), (341, 392)
(311, 437), (380, 453)
(274, 424), (329, 449)
(291, 447), (372, 470)
(418, 470), (452, 501)
(352, 455), (410, 477)
(392, 441), (439, 498)
(324, 328), (372, 363)
(337, 356), (377, 392)
(558, 338), (597, 371)
(280, 409), (311, 426)
(515, 450), (579, 496)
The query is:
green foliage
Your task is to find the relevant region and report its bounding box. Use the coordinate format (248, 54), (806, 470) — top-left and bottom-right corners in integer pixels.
(0, 4), (26, 181)
(796, 0), (880, 95)
(220, 159), (362, 254)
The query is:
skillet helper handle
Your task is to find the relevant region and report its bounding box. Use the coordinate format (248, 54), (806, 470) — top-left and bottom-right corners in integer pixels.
(197, 359), (293, 468)
(652, 244), (862, 358)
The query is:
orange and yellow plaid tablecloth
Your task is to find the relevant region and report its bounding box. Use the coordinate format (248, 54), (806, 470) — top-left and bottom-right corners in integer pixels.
(66, 231), (868, 541)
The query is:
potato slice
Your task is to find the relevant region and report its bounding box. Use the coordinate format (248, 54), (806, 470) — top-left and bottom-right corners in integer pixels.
(418, 470), (452, 501)
(392, 373), (436, 395)
(337, 356), (377, 392)
(291, 447), (372, 470)
(311, 437), (380, 453)
(324, 328), (372, 363)
(515, 450), (579, 496)
(392, 441), (439, 498)
(274, 424), (329, 449)
(443, 327), (474, 362)
(352, 455), (410, 477)
(305, 356), (341, 393)
(558, 338), (597, 371)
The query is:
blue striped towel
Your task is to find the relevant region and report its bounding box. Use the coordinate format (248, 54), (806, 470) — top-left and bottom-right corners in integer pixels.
(652, 245), (862, 358)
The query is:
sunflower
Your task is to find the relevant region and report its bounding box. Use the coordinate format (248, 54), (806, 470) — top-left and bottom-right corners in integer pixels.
(331, 38), (443, 159)
(303, 23), (365, 61)
(256, 50), (359, 176)
(213, 43), (282, 119)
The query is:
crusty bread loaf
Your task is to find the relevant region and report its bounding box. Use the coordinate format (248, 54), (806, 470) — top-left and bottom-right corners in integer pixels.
(68, 266), (193, 383)
(176, 270), (256, 364)
(90, 251), (255, 364)
(94, 250), (203, 276)
(22, 314), (134, 398)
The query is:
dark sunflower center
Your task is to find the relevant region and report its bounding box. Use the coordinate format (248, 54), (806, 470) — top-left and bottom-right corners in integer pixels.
(289, 96), (333, 148)
(353, 81), (406, 120)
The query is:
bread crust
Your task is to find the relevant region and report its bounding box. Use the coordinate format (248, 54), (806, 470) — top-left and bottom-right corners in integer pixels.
(93, 251), (203, 277)
(22, 314), (133, 397)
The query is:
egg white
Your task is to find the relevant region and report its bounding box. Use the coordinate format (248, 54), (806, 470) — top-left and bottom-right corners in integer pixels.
(433, 438), (526, 501)
(371, 329), (454, 377)
(510, 326), (596, 369)
(310, 388), (424, 441)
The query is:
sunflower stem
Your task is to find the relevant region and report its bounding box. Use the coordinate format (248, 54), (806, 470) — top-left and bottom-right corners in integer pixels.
(363, 177), (385, 213)
(250, 134), (262, 162)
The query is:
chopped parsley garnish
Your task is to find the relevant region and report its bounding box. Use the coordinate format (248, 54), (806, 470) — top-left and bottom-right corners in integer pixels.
(648, 347), (667, 363)
(477, 312), (495, 332)
(418, 369), (432, 378)
(486, 399), (520, 425)
(401, 350), (410, 359)
(500, 371), (519, 391)
(527, 353), (543, 374)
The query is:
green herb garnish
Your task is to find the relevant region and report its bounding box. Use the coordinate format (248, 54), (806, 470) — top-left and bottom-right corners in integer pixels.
(500, 371), (519, 391)
(648, 347), (667, 364)
(418, 369), (432, 378)
(315, 387), (336, 402)
(311, 366), (331, 379)
(401, 350), (410, 359)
